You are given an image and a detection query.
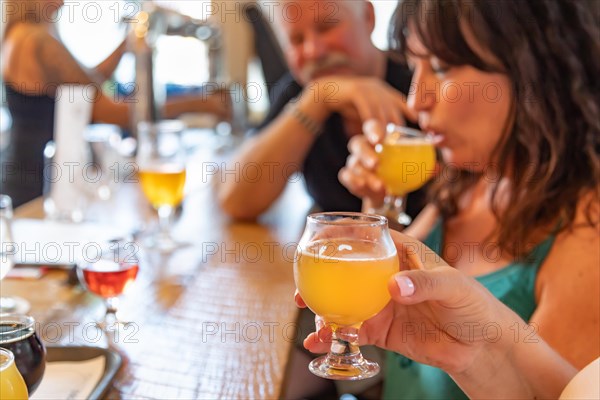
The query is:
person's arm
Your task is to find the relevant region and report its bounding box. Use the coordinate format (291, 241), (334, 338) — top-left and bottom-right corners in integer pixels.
(91, 38), (127, 82)
(402, 203), (439, 240)
(530, 195), (600, 369)
(217, 76), (409, 220)
(450, 309), (577, 399)
(36, 32), (130, 129)
(217, 90), (322, 220)
(163, 90), (232, 121)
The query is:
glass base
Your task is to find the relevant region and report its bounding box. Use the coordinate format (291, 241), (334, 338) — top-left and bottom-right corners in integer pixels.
(96, 308), (134, 334)
(378, 209), (412, 228)
(142, 233), (190, 253)
(308, 354), (380, 381)
(0, 296), (30, 314)
(96, 318), (133, 332)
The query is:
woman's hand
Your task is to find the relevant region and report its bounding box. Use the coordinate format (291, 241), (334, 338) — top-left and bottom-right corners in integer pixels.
(338, 119), (388, 209)
(297, 232), (517, 375)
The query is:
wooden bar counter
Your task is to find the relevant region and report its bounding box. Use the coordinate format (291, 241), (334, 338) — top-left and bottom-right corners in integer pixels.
(2, 135), (313, 399)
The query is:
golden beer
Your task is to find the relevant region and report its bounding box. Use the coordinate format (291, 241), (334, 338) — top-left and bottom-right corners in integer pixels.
(0, 349), (28, 400)
(295, 239), (399, 326)
(377, 138), (436, 195)
(139, 165), (186, 208)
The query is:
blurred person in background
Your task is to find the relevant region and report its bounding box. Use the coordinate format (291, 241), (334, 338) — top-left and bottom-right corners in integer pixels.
(338, 0), (599, 398)
(1, 0), (229, 207)
(216, 0), (427, 221)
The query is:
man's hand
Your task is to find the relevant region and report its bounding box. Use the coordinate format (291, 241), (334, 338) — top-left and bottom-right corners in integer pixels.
(299, 76), (413, 127)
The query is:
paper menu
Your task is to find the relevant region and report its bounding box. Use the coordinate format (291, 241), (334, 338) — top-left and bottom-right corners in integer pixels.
(11, 219), (128, 265)
(31, 356), (105, 400)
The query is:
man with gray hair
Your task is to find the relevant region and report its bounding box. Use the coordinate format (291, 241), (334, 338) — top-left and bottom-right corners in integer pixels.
(218, 0), (420, 222)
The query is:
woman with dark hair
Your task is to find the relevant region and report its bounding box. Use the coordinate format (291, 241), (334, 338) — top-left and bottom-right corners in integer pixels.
(317, 0), (599, 398)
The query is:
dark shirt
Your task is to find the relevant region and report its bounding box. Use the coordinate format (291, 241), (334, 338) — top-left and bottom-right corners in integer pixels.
(252, 57), (427, 218)
(1, 84), (55, 207)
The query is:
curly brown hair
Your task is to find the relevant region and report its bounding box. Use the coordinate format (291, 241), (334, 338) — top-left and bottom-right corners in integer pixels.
(390, 0), (600, 257)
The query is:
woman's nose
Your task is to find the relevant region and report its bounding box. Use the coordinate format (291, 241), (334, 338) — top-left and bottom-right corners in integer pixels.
(407, 69), (436, 114)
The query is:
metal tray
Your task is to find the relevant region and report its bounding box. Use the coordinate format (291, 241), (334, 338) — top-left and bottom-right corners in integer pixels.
(44, 346), (122, 400)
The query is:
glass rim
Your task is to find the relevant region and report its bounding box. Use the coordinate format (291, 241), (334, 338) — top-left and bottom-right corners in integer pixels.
(76, 256), (139, 270)
(0, 314), (35, 338)
(75, 244), (140, 269)
(307, 212), (388, 227)
(0, 347), (15, 371)
(137, 120), (186, 134)
(0, 194), (12, 208)
(386, 124), (432, 140)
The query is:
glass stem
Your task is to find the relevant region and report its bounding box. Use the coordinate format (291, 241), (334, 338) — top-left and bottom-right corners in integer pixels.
(387, 194), (406, 213)
(383, 194), (411, 227)
(104, 297), (119, 324)
(326, 324), (365, 369)
(157, 205), (173, 236)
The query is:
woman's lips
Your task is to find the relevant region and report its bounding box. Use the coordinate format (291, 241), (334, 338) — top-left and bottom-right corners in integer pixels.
(425, 129), (446, 146)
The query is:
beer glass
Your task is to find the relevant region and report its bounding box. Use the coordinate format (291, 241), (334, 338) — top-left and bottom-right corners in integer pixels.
(0, 348), (28, 400)
(0, 314), (46, 395)
(0, 195), (30, 314)
(136, 121), (187, 252)
(375, 125), (436, 226)
(77, 244), (140, 330)
(294, 212), (399, 380)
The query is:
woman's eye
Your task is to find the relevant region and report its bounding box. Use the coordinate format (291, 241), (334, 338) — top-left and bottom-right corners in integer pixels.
(432, 66), (449, 75)
(430, 58), (451, 76)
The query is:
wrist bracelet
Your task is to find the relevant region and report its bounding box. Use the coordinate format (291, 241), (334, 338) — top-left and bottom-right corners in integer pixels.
(286, 102), (322, 137)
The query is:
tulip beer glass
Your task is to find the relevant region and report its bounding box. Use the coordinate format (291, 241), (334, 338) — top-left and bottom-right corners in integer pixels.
(375, 125), (436, 226)
(137, 121), (187, 252)
(0, 348), (28, 399)
(294, 212), (399, 380)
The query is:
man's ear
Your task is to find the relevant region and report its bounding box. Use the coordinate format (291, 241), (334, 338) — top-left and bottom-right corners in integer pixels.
(365, 1), (377, 34)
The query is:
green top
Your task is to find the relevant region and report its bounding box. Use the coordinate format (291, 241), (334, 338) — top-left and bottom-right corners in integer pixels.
(383, 220), (555, 400)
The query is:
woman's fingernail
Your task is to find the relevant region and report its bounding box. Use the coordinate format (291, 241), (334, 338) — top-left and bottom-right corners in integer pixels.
(365, 155), (377, 169)
(395, 275), (415, 296)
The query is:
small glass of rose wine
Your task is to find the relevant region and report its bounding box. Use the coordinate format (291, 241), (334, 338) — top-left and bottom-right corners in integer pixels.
(77, 244), (139, 330)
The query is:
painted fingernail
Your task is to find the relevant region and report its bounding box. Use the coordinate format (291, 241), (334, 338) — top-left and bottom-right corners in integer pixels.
(395, 275), (415, 296)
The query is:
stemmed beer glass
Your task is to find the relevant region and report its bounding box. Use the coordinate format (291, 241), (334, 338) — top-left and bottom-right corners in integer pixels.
(375, 124), (436, 227)
(76, 244), (140, 330)
(136, 121), (187, 252)
(0, 348), (28, 400)
(0, 194), (30, 314)
(294, 212), (399, 380)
